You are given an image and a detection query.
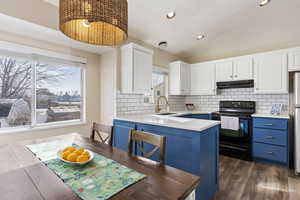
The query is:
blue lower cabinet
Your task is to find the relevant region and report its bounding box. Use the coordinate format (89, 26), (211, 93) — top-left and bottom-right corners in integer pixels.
(253, 128), (287, 146)
(253, 117), (288, 130)
(113, 120), (219, 200)
(113, 120), (136, 151)
(252, 117), (289, 168)
(253, 142), (287, 163)
(179, 114), (211, 120)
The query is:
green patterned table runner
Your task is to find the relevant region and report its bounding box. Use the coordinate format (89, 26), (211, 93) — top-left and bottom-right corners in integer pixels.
(26, 141), (146, 200)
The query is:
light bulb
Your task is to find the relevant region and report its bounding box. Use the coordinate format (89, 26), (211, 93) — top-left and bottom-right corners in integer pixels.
(82, 20), (91, 27)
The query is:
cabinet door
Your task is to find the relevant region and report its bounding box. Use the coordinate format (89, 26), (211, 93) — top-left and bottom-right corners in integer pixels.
(288, 49), (300, 70)
(254, 52), (288, 94)
(133, 49), (152, 94)
(113, 121), (136, 151)
(216, 61), (233, 82)
(169, 62), (181, 95)
(180, 62), (190, 95)
(190, 63), (216, 95)
(233, 57), (253, 80)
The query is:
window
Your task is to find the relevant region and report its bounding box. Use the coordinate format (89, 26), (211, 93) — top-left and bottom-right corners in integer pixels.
(149, 67), (168, 103)
(0, 51), (85, 131)
(152, 72), (168, 98)
(0, 56), (33, 128)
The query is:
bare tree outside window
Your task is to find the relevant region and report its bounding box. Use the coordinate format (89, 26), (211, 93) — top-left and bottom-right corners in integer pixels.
(0, 57), (32, 128)
(0, 56), (83, 129)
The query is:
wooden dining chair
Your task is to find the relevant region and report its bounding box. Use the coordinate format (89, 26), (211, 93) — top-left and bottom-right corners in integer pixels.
(90, 122), (114, 146)
(128, 130), (166, 164)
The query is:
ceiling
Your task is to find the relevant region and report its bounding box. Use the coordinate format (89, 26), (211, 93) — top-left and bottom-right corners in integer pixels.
(40, 0), (300, 61)
(0, 13), (112, 55)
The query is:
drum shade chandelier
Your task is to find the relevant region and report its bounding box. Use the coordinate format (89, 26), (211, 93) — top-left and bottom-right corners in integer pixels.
(59, 0), (128, 46)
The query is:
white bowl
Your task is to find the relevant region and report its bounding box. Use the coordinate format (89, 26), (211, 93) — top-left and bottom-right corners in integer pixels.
(57, 149), (94, 166)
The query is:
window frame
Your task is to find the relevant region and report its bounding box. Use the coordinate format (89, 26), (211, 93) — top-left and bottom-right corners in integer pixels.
(0, 41), (87, 134)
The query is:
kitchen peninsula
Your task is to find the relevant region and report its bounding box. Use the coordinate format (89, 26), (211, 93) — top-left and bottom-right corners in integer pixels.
(113, 114), (220, 200)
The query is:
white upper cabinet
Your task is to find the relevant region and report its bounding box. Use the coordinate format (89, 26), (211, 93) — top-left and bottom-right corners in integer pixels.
(216, 57), (253, 82)
(121, 43), (153, 94)
(254, 51), (288, 94)
(216, 61), (233, 82)
(288, 48), (300, 71)
(233, 57), (253, 80)
(169, 61), (190, 95)
(190, 62), (216, 95)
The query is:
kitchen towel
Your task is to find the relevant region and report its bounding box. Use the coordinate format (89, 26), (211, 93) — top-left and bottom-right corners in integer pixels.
(221, 116), (239, 131)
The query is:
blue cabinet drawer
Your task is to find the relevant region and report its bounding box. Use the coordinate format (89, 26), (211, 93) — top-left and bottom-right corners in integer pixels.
(253, 142), (287, 163)
(253, 118), (288, 130)
(253, 128), (287, 146)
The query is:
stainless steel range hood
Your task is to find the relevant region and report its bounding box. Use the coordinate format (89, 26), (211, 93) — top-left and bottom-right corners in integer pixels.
(217, 80), (254, 89)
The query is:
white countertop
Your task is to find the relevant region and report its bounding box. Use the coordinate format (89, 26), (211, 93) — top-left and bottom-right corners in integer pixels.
(115, 114), (220, 132)
(251, 113), (290, 119)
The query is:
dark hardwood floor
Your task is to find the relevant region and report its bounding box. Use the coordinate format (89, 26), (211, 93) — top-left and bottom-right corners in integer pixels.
(213, 156), (300, 200)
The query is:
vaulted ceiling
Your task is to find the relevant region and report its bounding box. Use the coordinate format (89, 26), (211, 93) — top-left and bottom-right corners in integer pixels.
(11, 0), (300, 62)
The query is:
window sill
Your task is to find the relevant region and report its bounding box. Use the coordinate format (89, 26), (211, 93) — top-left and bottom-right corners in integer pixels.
(0, 120), (88, 135)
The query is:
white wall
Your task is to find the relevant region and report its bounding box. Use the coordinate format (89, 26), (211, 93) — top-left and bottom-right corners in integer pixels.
(100, 50), (117, 125)
(0, 31), (101, 144)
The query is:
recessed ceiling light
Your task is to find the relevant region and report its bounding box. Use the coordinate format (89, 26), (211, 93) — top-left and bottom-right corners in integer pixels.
(259, 0), (271, 7)
(166, 12), (176, 19)
(158, 41), (168, 48)
(197, 35), (205, 40)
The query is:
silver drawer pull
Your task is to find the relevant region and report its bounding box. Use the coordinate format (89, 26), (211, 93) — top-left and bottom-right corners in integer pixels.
(265, 136), (274, 139)
(266, 152), (274, 155)
(264, 123), (273, 126)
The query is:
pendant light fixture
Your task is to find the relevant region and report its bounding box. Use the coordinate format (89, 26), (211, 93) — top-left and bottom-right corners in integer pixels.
(59, 0), (128, 46)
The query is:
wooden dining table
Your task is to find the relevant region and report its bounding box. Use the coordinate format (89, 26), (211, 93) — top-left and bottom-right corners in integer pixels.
(0, 133), (200, 200)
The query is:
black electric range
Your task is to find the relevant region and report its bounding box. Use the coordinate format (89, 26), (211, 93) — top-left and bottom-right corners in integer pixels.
(211, 101), (256, 161)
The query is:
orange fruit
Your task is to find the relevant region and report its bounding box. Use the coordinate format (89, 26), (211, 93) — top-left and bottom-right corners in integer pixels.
(77, 148), (85, 154)
(63, 147), (76, 153)
(74, 149), (84, 156)
(81, 151), (90, 158)
(67, 153), (78, 162)
(77, 155), (89, 163)
(61, 151), (71, 160)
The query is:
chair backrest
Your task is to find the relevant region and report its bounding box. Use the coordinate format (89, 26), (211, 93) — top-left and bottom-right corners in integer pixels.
(128, 130), (166, 164)
(90, 122), (114, 146)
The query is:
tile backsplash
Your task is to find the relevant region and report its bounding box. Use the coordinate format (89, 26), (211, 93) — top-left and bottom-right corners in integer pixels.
(185, 88), (289, 114)
(117, 88), (289, 115)
(116, 92), (185, 115)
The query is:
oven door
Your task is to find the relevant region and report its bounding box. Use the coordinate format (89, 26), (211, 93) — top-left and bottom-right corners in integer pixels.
(220, 118), (250, 141)
(212, 113), (253, 160)
(212, 113), (251, 142)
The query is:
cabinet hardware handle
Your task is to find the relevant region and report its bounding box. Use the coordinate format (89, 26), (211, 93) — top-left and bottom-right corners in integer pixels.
(264, 123), (273, 126)
(256, 88), (259, 90)
(234, 75), (238, 78)
(266, 152), (274, 155)
(230, 75), (233, 78)
(266, 136), (274, 139)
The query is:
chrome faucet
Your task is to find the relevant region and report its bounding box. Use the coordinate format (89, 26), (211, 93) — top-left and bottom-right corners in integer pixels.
(155, 96), (169, 113)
